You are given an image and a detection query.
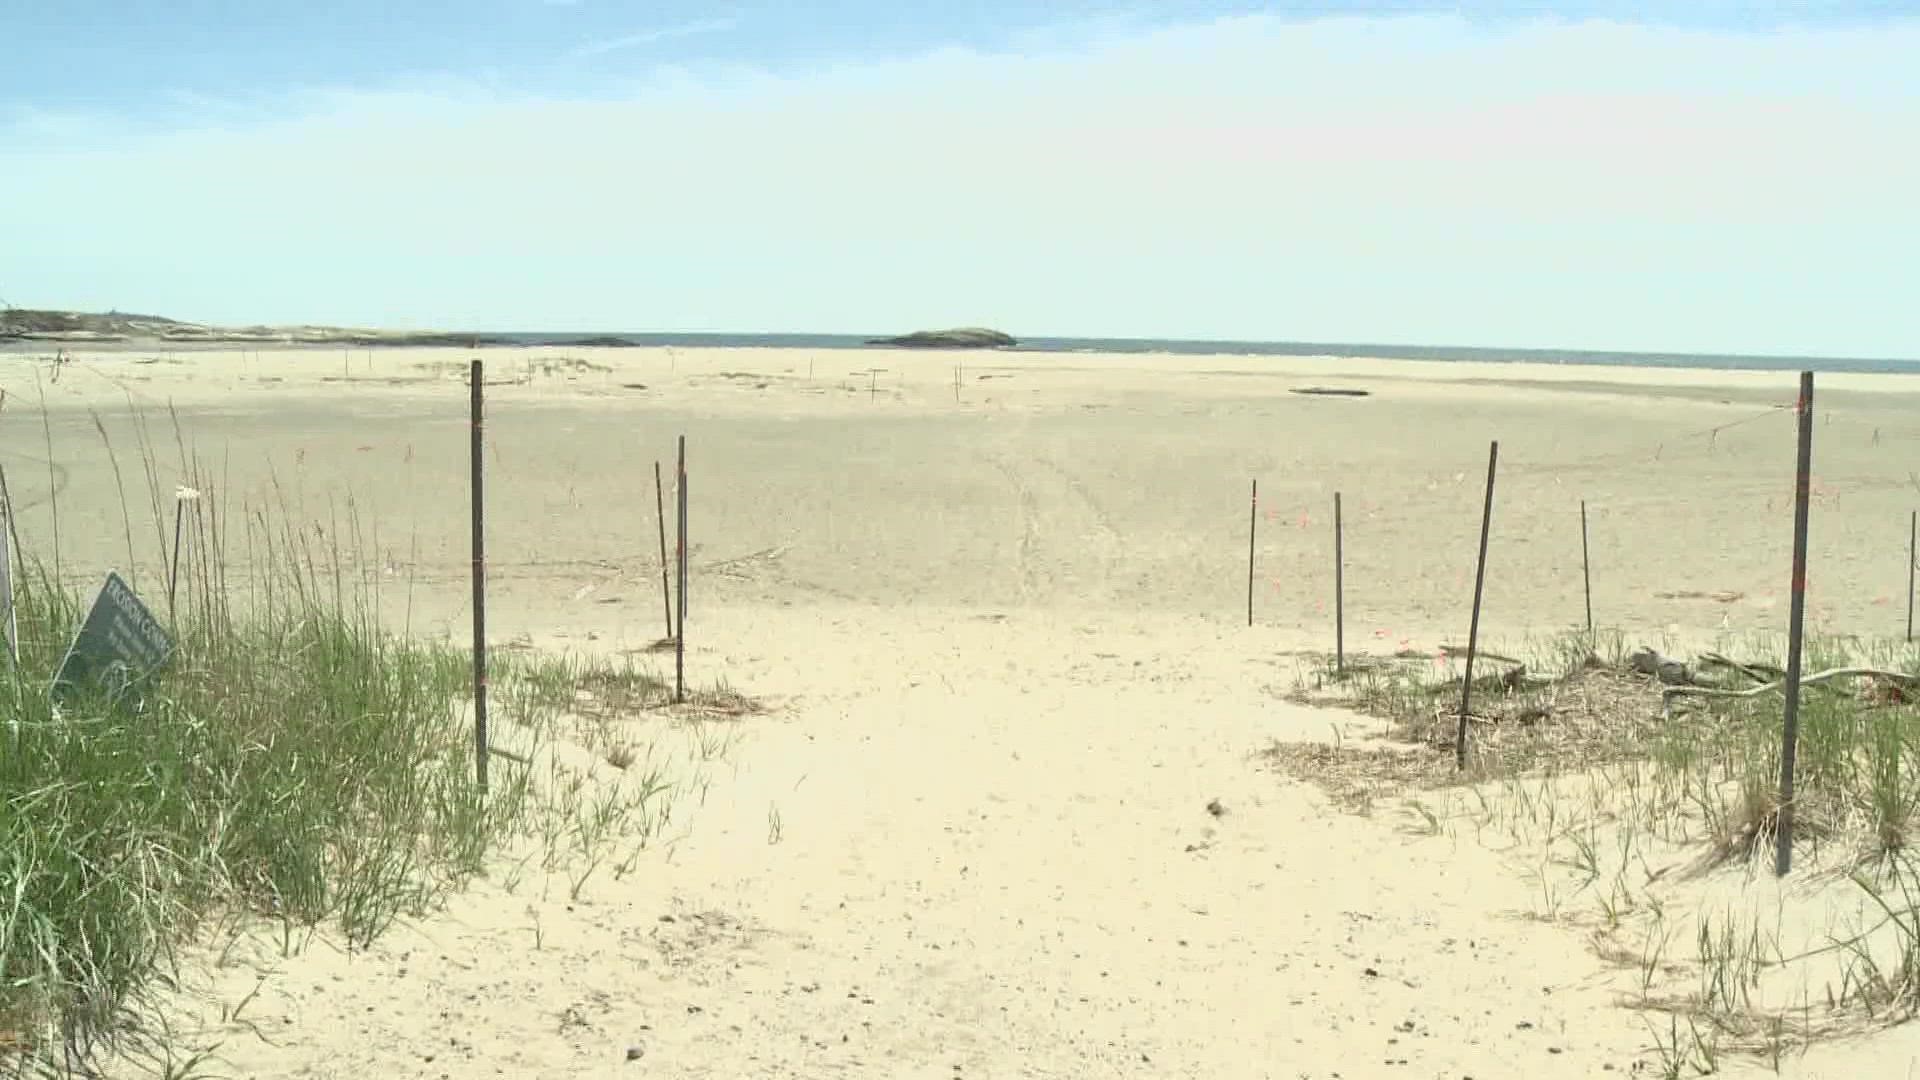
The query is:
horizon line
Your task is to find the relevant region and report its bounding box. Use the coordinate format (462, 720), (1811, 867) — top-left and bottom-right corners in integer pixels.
(364, 326), (1920, 365)
(7, 304), (1916, 365)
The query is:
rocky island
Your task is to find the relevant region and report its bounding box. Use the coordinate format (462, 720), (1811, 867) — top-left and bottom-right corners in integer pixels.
(864, 328), (1017, 349)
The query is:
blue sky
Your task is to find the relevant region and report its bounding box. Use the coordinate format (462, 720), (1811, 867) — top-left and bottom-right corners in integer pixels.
(4, 1), (1919, 356)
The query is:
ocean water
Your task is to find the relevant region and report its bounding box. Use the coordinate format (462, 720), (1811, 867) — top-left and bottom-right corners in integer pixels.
(491, 332), (1920, 376)
(10, 330), (1915, 375)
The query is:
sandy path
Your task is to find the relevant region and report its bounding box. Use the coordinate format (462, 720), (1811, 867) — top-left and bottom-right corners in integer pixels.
(139, 606), (1666, 1079)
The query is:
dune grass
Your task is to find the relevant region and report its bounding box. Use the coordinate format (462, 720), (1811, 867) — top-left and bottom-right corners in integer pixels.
(0, 399), (725, 1076)
(0, 533), (513, 1073)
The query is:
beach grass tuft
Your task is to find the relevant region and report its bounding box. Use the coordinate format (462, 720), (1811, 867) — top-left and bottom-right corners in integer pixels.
(0, 401), (738, 1074)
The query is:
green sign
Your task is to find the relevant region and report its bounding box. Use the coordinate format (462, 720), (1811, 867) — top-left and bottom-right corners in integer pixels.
(53, 572), (173, 699)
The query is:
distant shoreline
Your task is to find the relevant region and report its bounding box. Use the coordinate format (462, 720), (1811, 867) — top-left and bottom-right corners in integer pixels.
(8, 335), (1917, 377)
(2, 311), (1915, 375)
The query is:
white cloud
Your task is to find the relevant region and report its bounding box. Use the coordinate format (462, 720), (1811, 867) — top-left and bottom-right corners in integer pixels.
(569, 16), (741, 58)
(2, 11), (1917, 356)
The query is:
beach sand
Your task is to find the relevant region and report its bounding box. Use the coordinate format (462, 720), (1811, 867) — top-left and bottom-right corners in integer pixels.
(5, 344), (1920, 1077)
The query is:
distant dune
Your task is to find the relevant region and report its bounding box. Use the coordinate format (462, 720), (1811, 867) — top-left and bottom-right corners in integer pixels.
(2, 310), (1023, 352)
(0, 308), (527, 348)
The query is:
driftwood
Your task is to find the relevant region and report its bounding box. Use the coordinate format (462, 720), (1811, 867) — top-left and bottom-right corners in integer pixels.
(1694, 651), (1783, 685)
(1439, 644), (1523, 666)
(1431, 645), (1559, 695)
(1606, 643), (1919, 718)
(1663, 667), (1918, 704)
(1629, 647), (1692, 685)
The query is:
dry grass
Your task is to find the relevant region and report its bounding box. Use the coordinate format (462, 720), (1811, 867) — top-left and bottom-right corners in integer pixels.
(1265, 628), (1920, 1073)
(1269, 637), (1664, 806)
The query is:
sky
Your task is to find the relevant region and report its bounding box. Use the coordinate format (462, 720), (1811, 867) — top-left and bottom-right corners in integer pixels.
(3, 1), (1918, 357)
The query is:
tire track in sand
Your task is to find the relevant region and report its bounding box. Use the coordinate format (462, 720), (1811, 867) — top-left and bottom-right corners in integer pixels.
(985, 447), (1126, 606)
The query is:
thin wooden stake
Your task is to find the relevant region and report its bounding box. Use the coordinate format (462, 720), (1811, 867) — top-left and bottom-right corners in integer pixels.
(0, 465), (19, 571)
(1581, 499), (1593, 634)
(1456, 441), (1499, 771)
(1907, 508), (1915, 643)
(687, 438), (695, 622)
(1777, 371), (1815, 877)
(1334, 491), (1345, 674)
(469, 360), (490, 794)
(675, 435), (687, 705)
(0, 464), (17, 667)
(168, 499), (186, 620)
(655, 461), (674, 640)
(1247, 479), (1257, 627)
